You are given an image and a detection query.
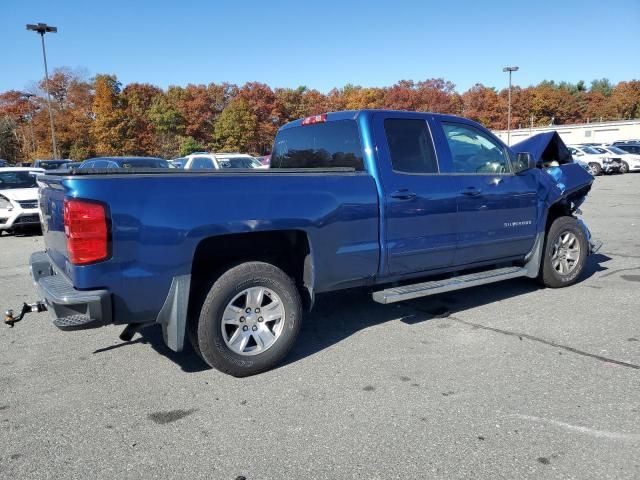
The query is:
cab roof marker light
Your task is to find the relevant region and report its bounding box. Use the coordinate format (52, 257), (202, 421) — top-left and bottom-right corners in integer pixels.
(301, 114), (327, 126)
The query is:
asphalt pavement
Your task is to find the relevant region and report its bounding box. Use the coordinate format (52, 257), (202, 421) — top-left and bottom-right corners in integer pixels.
(0, 173), (639, 479)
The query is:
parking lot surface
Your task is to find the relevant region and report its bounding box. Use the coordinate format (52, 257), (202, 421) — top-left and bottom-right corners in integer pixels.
(1, 174), (639, 480)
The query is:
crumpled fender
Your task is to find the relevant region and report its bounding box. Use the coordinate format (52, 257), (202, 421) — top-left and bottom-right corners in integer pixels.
(535, 163), (594, 234)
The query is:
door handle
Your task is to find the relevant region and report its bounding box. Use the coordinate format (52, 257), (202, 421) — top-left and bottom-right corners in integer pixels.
(390, 189), (417, 200)
(461, 187), (482, 196)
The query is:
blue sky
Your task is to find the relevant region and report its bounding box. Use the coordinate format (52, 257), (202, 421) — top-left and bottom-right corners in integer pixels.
(2, 0), (639, 94)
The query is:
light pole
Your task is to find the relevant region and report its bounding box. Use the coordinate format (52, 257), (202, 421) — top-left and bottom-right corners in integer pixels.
(502, 66), (519, 145)
(26, 22), (58, 159)
(20, 93), (37, 156)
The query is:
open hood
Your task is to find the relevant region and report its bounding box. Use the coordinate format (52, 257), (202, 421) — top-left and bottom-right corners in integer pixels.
(513, 131), (574, 166)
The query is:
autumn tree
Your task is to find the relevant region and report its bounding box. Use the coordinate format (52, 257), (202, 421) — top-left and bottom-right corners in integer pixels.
(91, 74), (127, 155)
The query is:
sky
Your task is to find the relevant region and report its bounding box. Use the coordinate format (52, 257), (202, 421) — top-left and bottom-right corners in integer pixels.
(2, 0), (639, 94)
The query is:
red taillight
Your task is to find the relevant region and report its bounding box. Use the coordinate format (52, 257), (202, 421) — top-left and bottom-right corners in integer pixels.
(63, 198), (109, 265)
(301, 113), (327, 126)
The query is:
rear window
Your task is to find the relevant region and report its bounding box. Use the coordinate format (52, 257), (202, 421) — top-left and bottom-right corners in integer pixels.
(271, 120), (364, 170)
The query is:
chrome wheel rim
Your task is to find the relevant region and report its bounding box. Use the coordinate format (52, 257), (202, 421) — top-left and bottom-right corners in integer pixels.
(221, 287), (285, 356)
(588, 164), (598, 175)
(551, 231), (581, 275)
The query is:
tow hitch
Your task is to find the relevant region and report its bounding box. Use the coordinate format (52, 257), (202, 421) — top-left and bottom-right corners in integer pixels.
(4, 301), (47, 327)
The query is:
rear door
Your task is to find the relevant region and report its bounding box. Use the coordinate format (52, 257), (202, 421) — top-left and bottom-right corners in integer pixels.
(437, 120), (538, 265)
(372, 112), (458, 275)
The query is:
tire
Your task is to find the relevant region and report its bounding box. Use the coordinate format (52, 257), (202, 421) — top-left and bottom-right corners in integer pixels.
(587, 163), (601, 176)
(539, 216), (588, 288)
(620, 161), (629, 174)
(194, 261), (302, 377)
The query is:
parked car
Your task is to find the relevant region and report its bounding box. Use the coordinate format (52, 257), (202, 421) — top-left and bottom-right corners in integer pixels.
(33, 160), (72, 170)
(256, 155), (271, 167)
(592, 146), (640, 173)
(0, 167), (44, 234)
(0, 159), (8, 168)
(170, 157), (187, 168)
(613, 140), (640, 145)
(61, 162), (82, 170)
(613, 143), (640, 155)
(217, 154), (268, 170)
(31, 110), (598, 377)
(79, 157), (172, 169)
(567, 145), (619, 176)
(181, 152), (265, 169)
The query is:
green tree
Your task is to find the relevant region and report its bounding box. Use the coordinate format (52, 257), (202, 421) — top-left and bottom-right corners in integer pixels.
(178, 136), (205, 156)
(0, 117), (21, 163)
(213, 99), (257, 153)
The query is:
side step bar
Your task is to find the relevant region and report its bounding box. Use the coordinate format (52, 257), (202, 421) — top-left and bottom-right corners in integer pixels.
(372, 266), (528, 304)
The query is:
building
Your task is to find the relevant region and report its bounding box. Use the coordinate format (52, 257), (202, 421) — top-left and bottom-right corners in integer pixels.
(494, 119), (640, 146)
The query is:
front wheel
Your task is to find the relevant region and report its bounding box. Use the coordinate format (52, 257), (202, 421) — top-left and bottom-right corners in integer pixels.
(620, 161), (629, 174)
(539, 216), (588, 288)
(194, 261), (302, 377)
(587, 163), (602, 176)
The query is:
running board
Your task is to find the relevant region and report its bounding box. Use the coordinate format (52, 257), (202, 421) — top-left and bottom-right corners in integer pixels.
(372, 266), (528, 304)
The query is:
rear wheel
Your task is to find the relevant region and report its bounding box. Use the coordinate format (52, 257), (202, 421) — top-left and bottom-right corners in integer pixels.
(587, 163), (601, 176)
(540, 216), (588, 288)
(620, 161), (629, 174)
(194, 261), (302, 377)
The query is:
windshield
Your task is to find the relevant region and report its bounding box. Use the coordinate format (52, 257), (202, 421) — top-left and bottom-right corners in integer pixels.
(581, 146), (600, 155)
(0, 171), (38, 190)
(38, 161), (70, 170)
(219, 157), (262, 168)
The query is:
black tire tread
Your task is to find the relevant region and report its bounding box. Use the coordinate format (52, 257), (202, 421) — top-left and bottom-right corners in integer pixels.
(196, 261), (302, 377)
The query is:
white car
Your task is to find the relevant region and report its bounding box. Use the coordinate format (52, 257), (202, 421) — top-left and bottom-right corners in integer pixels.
(182, 152), (267, 170)
(594, 146), (640, 174)
(0, 167), (44, 234)
(567, 145), (618, 176)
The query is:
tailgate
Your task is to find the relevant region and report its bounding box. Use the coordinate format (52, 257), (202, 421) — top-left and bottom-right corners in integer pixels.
(37, 175), (70, 273)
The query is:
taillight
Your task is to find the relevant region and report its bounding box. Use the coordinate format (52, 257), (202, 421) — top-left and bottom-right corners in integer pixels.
(301, 113), (327, 126)
(63, 198), (109, 265)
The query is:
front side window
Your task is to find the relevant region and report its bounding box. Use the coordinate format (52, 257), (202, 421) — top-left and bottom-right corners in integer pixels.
(443, 123), (510, 174)
(384, 118), (438, 174)
(271, 120), (364, 170)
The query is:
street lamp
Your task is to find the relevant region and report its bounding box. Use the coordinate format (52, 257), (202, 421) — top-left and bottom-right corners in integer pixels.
(20, 92), (37, 155)
(502, 66), (519, 146)
(26, 22), (58, 159)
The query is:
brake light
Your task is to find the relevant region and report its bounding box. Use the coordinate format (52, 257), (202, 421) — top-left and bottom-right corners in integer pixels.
(63, 198), (109, 265)
(301, 113), (327, 126)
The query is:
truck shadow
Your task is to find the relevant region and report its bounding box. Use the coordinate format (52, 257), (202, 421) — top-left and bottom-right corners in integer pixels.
(98, 253), (611, 373)
(281, 253), (612, 368)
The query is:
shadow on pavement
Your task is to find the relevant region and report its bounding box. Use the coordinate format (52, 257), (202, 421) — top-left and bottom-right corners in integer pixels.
(93, 253), (611, 373)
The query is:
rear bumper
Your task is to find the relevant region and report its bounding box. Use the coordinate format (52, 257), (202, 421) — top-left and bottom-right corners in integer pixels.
(29, 251), (112, 330)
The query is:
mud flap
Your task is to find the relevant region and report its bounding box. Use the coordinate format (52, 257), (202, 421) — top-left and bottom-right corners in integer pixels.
(156, 275), (191, 352)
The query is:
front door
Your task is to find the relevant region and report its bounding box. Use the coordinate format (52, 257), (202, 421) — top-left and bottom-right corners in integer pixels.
(437, 120), (538, 266)
(373, 112), (458, 276)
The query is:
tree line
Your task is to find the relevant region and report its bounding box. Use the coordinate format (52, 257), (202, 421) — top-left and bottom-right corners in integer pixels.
(0, 68), (638, 163)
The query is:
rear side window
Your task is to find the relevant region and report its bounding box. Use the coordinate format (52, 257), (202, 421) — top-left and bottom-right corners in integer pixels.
(271, 120), (364, 170)
(384, 119), (438, 174)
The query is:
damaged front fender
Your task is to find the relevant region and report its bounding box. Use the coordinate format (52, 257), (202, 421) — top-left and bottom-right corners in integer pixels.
(537, 163), (600, 253)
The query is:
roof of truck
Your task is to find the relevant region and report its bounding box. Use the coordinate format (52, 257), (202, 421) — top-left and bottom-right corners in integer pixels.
(279, 109), (469, 130)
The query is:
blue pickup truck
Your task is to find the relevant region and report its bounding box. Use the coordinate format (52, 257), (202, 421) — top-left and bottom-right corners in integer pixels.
(29, 110), (597, 376)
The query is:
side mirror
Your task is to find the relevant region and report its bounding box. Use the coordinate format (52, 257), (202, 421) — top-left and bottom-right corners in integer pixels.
(515, 152), (537, 173)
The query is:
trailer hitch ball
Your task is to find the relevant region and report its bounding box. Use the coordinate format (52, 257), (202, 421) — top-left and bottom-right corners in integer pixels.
(4, 302), (47, 327)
